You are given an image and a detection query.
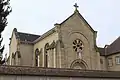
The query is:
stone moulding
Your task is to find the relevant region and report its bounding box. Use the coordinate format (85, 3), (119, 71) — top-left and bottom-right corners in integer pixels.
(0, 66), (120, 78)
(33, 28), (56, 43)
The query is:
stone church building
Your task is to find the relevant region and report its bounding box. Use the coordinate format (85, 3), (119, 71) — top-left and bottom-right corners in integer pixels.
(8, 4), (120, 71)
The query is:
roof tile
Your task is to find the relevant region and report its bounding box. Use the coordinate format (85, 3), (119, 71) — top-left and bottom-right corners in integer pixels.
(17, 32), (40, 42)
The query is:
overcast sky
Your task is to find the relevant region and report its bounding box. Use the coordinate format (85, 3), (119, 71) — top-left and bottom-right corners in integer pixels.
(2, 0), (120, 55)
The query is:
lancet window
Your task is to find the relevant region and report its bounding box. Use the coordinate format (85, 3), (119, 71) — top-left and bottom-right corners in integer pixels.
(44, 43), (49, 67)
(35, 48), (40, 66)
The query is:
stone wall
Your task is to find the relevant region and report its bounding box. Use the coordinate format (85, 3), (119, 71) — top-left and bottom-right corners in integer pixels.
(34, 30), (59, 67)
(0, 66), (120, 80)
(9, 32), (18, 65)
(19, 44), (34, 66)
(60, 11), (100, 69)
(107, 53), (120, 71)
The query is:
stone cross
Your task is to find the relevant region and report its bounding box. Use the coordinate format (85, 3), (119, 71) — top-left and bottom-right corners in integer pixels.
(74, 3), (79, 10)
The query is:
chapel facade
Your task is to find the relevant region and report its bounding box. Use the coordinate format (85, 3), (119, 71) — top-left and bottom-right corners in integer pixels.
(8, 4), (120, 71)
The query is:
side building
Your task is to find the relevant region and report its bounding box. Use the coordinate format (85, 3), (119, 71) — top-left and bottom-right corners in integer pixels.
(98, 37), (120, 71)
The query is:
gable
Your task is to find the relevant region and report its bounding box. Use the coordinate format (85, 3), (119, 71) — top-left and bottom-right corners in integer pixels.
(9, 29), (18, 63)
(56, 9), (99, 60)
(11, 33), (17, 45)
(60, 10), (96, 33)
(9, 28), (18, 46)
(59, 10), (97, 47)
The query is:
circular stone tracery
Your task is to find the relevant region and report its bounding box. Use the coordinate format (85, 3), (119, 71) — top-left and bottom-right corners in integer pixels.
(73, 39), (84, 52)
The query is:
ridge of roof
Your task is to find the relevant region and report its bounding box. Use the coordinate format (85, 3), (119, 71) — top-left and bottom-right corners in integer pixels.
(18, 32), (40, 37)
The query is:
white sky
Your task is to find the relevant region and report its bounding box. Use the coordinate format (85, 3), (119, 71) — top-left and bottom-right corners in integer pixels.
(2, 0), (120, 55)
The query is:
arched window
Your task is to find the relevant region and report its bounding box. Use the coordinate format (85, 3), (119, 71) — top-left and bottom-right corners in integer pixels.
(72, 62), (86, 69)
(39, 48), (43, 66)
(70, 59), (87, 69)
(49, 41), (56, 67)
(35, 48), (40, 66)
(44, 43), (49, 67)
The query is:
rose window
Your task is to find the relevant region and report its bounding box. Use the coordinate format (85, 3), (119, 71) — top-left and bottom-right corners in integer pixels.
(73, 39), (84, 52)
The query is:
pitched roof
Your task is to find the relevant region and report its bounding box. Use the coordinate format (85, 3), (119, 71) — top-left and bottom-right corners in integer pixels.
(98, 37), (120, 56)
(106, 36), (120, 55)
(17, 32), (40, 42)
(13, 28), (40, 43)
